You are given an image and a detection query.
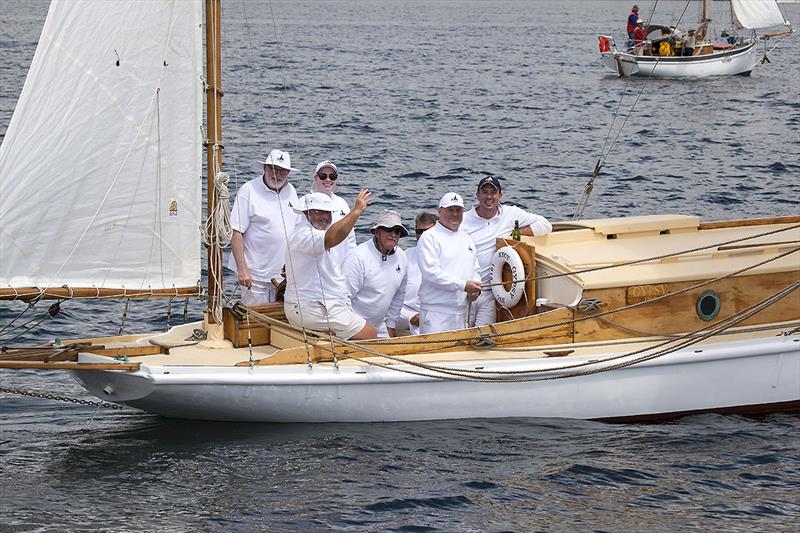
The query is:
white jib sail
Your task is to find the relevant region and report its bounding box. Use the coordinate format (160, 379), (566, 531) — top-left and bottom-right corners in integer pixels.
(0, 0), (203, 293)
(731, 0), (789, 29)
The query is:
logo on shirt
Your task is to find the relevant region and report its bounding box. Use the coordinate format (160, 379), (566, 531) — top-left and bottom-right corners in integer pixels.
(396, 265), (401, 273)
(468, 245), (474, 252)
(168, 200), (178, 217)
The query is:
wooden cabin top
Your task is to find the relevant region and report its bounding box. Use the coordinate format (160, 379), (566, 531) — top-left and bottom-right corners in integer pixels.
(527, 215), (799, 289)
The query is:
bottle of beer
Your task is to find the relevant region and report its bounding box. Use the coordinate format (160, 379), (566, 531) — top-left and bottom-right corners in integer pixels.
(511, 220), (521, 241)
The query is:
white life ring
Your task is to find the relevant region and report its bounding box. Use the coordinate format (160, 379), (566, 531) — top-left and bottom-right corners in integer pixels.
(490, 246), (526, 308)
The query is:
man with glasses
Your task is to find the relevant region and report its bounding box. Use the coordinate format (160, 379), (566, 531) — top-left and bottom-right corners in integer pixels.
(284, 190), (377, 340)
(397, 212), (438, 335)
(344, 210), (410, 338)
(461, 175), (552, 326)
(229, 149), (301, 305)
(312, 160), (356, 263)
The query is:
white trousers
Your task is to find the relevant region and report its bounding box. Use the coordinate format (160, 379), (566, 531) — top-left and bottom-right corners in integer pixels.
(470, 290), (496, 327)
(420, 308), (467, 334)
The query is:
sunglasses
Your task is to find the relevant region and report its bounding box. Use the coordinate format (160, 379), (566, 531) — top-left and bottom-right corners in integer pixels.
(378, 226), (403, 235)
(317, 172), (338, 181)
(415, 228), (430, 236)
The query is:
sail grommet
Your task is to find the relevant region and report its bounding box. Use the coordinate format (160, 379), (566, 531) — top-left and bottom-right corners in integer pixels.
(490, 246), (526, 308)
(696, 290), (721, 321)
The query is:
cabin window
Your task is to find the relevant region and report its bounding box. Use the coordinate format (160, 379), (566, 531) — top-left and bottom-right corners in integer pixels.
(696, 290), (721, 321)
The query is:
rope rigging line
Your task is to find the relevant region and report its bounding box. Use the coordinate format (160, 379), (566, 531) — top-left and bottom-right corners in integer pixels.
(575, 0), (692, 220)
(268, 244), (799, 348)
(253, 281), (799, 383)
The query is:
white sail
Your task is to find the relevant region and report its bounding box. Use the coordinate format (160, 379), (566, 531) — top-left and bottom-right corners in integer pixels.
(731, 0), (789, 29)
(0, 0), (203, 293)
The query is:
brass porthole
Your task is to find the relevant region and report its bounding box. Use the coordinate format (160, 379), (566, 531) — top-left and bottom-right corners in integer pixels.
(696, 290), (721, 321)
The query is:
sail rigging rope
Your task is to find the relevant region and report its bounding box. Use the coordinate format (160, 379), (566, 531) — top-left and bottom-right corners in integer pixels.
(575, 0), (692, 220)
(259, 281), (799, 383)
(243, 244), (798, 350)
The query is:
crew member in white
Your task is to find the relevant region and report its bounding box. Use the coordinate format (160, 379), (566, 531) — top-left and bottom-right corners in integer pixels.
(461, 175), (552, 326)
(229, 149), (301, 305)
(417, 193), (481, 334)
(283, 190), (377, 340)
(397, 211), (438, 335)
(311, 160), (357, 264)
(344, 210), (409, 338)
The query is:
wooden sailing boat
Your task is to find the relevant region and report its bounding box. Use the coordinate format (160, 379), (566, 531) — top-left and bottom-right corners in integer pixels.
(598, 0), (794, 77)
(1, 0), (798, 422)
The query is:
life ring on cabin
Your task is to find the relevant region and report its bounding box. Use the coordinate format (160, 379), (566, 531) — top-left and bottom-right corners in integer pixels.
(598, 36), (611, 52)
(490, 246), (526, 308)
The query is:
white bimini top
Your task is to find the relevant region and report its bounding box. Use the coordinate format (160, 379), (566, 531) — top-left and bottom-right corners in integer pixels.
(344, 239), (408, 337)
(461, 204), (551, 283)
(284, 218), (349, 304)
(417, 222), (480, 313)
(228, 178), (301, 282)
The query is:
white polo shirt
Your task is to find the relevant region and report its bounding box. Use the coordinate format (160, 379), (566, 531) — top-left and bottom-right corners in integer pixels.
(344, 240), (408, 337)
(284, 218), (349, 304)
(417, 222), (480, 313)
(461, 204), (552, 283)
(228, 178), (300, 282)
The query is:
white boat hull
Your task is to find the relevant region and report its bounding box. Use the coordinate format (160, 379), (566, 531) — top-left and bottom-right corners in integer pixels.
(600, 39), (761, 78)
(71, 332), (800, 422)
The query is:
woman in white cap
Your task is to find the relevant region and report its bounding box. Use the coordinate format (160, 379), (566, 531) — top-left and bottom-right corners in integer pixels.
(229, 149), (300, 305)
(311, 160), (357, 260)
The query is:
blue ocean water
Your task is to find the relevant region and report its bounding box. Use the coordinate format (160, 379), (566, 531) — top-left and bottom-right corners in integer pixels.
(1, 1), (799, 531)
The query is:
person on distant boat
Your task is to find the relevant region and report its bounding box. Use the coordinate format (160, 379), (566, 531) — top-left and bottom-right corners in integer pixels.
(284, 190), (377, 340)
(633, 19), (647, 48)
(681, 29), (696, 56)
(397, 212), (438, 336)
(312, 160), (357, 263)
(627, 5), (640, 47)
(461, 175), (552, 327)
(658, 29), (674, 56)
(417, 193), (481, 334)
(229, 149), (301, 305)
(343, 210), (409, 338)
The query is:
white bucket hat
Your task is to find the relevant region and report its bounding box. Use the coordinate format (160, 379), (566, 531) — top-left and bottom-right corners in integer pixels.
(258, 149), (298, 172)
(292, 192), (336, 214)
(438, 192), (465, 209)
(370, 209), (409, 237)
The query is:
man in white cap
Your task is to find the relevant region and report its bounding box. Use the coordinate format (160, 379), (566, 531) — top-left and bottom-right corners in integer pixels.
(461, 175), (551, 327)
(229, 149), (301, 305)
(284, 189), (377, 340)
(311, 160), (357, 263)
(343, 210), (409, 338)
(417, 192), (481, 334)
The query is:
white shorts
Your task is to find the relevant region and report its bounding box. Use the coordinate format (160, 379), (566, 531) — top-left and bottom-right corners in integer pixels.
(284, 300), (366, 340)
(419, 308), (467, 334)
(240, 280), (276, 306)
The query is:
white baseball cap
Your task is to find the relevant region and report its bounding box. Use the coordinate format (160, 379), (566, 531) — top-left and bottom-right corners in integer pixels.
(259, 149), (298, 172)
(314, 160), (338, 175)
(438, 192), (465, 209)
(292, 192), (336, 214)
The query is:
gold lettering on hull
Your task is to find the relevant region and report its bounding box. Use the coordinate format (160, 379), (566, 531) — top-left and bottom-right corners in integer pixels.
(626, 284), (668, 305)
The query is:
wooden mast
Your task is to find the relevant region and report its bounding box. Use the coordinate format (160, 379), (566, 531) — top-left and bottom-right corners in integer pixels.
(205, 0), (224, 323)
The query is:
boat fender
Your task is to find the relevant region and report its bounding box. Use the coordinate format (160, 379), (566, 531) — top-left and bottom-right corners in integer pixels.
(490, 246), (526, 308)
